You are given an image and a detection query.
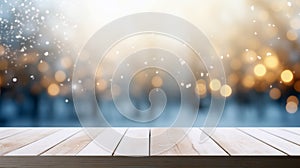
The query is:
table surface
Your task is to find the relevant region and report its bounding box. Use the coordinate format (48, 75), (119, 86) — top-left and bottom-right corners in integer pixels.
(1, 127), (300, 156)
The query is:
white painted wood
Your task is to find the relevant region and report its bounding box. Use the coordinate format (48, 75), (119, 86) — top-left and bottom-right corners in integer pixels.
(77, 128), (127, 156)
(262, 128), (300, 146)
(114, 128), (149, 156)
(151, 128), (227, 156)
(240, 128), (300, 156)
(0, 129), (26, 140)
(208, 128), (285, 156)
(6, 128), (79, 156)
(42, 130), (97, 156)
(0, 129), (57, 155)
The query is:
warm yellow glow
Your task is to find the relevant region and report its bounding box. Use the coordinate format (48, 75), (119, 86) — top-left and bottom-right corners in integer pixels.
(242, 75), (255, 88)
(96, 79), (107, 91)
(287, 96), (299, 105)
(55, 70), (66, 82)
(209, 79), (221, 91)
(286, 30), (298, 41)
(269, 88), (281, 100)
(243, 50), (257, 63)
(0, 45), (5, 56)
(195, 80), (207, 96)
(220, 85), (232, 97)
(48, 83), (60, 96)
(38, 62), (49, 72)
(254, 64), (266, 77)
(264, 55), (279, 69)
(230, 59), (242, 70)
(286, 102), (298, 114)
(0, 60), (8, 70)
(60, 57), (73, 69)
(151, 76), (163, 88)
(294, 80), (300, 92)
(281, 70), (293, 83)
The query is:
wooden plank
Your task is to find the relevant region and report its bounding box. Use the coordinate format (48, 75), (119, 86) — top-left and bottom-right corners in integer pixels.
(262, 128), (300, 146)
(240, 128), (300, 156)
(6, 128), (79, 156)
(282, 128), (300, 135)
(42, 128), (102, 156)
(0, 128), (27, 140)
(0, 128), (58, 155)
(208, 128), (285, 156)
(151, 128), (227, 156)
(114, 128), (149, 156)
(77, 128), (127, 156)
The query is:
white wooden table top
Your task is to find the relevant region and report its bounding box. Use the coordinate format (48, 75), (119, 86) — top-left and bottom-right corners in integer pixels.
(0, 128), (300, 156)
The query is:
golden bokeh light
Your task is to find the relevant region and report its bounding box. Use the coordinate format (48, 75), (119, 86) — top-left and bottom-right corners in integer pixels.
(96, 79), (108, 91)
(0, 60), (8, 70)
(287, 95), (299, 105)
(220, 85), (232, 97)
(0, 45), (5, 56)
(254, 64), (267, 77)
(286, 102), (298, 114)
(55, 70), (66, 82)
(195, 79), (207, 97)
(209, 79), (221, 91)
(294, 80), (300, 92)
(286, 30), (298, 41)
(47, 83), (60, 96)
(269, 88), (281, 100)
(242, 75), (255, 88)
(38, 62), (49, 73)
(151, 75), (163, 88)
(264, 55), (279, 69)
(281, 69), (293, 83)
(60, 57), (73, 69)
(243, 50), (257, 63)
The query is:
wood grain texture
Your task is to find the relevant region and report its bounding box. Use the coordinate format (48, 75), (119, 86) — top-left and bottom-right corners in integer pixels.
(208, 128), (285, 156)
(0, 128), (58, 155)
(77, 128), (127, 156)
(262, 128), (300, 146)
(151, 128), (227, 156)
(114, 128), (149, 156)
(41, 129), (100, 156)
(6, 128), (79, 156)
(240, 128), (300, 156)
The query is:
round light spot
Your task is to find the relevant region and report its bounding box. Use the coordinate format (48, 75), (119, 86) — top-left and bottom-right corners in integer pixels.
(242, 75), (255, 88)
(151, 76), (163, 88)
(269, 88), (281, 100)
(209, 79), (221, 91)
(254, 64), (266, 77)
(281, 70), (293, 83)
(220, 85), (232, 97)
(48, 83), (60, 96)
(264, 56), (279, 69)
(55, 70), (66, 82)
(96, 79), (108, 91)
(286, 102), (298, 114)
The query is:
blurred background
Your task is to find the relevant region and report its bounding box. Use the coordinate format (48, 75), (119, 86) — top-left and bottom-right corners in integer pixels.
(0, 0), (300, 126)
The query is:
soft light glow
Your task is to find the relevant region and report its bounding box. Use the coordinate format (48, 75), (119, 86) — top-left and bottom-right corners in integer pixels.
(269, 88), (281, 100)
(242, 75), (255, 88)
(55, 70), (66, 82)
(286, 30), (298, 41)
(220, 84), (232, 97)
(264, 55), (279, 69)
(287, 95), (299, 105)
(195, 79), (207, 96)
(286, 102), (298, 114)
(281, 69), (293, 83)
(209, 79), (221, 91)
(48, 83), (60, 96)
(0, 45), (5, 56)
(254, 64), (267, 77)
(294, 80), (300, 92)
(96, 79), (107, 91)
(151, 76), (163, 88)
